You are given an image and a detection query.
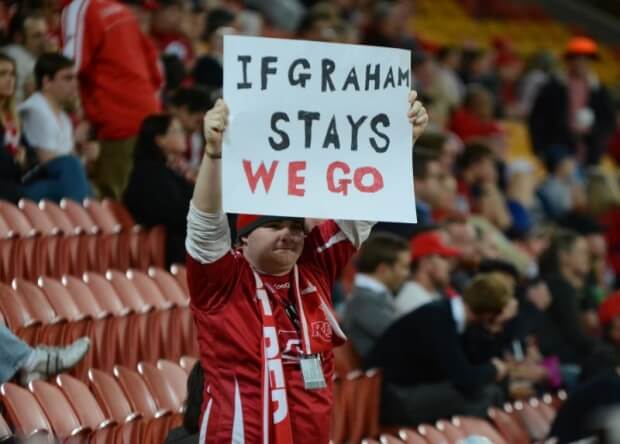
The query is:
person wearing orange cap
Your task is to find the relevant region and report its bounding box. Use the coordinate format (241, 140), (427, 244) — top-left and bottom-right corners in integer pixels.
(529, 36), (614, 166)
(184, 91), (428, 444)
(394, 230), (461, 315)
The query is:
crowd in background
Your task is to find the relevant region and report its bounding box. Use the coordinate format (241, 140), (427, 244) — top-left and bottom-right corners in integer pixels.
(1, 0), (620, 438)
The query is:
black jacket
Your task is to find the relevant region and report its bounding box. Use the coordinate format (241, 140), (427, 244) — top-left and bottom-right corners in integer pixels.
(124, 156), (194, 266)
(528, 75), (615, 165)
(365, 299), (497, 395)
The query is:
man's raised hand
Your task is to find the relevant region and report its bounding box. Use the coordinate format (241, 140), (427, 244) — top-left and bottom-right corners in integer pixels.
(203, 99), (229, 156)
(408, 90), (428, 143)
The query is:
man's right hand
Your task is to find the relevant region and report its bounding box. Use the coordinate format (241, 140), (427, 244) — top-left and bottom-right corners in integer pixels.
(203, 99), (229, 156)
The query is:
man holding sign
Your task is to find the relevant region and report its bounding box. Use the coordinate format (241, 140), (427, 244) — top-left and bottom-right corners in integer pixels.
(185, 36), (427, 444)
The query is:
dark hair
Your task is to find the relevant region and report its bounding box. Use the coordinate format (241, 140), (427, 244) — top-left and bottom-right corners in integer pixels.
(457, 142), (494, 171)
(134, 113), (175, 161)
(355, 232), (409, 273)
(203, 8), (235, 41)
(538, 229), (581, 276)
(34, 53), (73, 90)
(183, 361), (204, 434)
(8, 8), (45, 42)
(479, 259), (520, 282)
(437, 46), (460, 63)
(171, 86), (213, 113)
(412, 147), (439, 179)
(415, 132), (448, 155)
(543, 145), (573, 173)
(463, 273), (512, 316)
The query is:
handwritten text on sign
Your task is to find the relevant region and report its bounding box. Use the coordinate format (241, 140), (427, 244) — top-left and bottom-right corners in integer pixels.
(223, 36), (416, 222)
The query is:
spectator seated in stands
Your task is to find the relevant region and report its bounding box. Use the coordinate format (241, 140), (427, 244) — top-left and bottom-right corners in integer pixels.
(449, 84), (504, 145)
(366, 273), (516, 426)
(342, 232), (411, 360)
(536, 145), (584, 221)
(165, 361), (203, 444)
(0, 325), (90, 386)
(124, 113), (194, 266)
(395, 230), (460, 315)
(0, 53), (25, 203)
(18, 52), (93, 202)
(505, 159), (544, 239)
(169, 86), (213, 174)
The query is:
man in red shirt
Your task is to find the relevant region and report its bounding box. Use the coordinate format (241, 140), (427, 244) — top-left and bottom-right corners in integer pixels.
(61, 0), (162, 199)
(185, 91), (428, 443)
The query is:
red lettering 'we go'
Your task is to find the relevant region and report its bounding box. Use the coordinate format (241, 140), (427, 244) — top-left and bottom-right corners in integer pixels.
(242, 160), (307, 196)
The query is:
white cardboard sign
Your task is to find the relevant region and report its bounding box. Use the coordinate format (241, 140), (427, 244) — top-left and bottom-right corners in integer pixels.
(223, 35), (416, 222)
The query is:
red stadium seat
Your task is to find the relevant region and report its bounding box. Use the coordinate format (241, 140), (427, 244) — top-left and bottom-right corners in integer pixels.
(156, 360), (188, 407)
(28, 380), (90, 442)
(179, 356), (198, 374)
(147, 267), (189, 307)
(138, 362), (184, 413)
(379, 434), (405, 443)
(0, 412), (13, 442)
(514, 400), (551, 441)
(333, 341), (362, 377)
(0, 382), (52, 441)
(0, 200), (43, 279)
(84, 198), (129, 270)
(416, 424), (448, 444)
(0, 213), (21, 282)
(455, 416), (507, 444)
(0, 281), (40, 344)
(169, 264), (189, 297)
(488, 406), (530, 444)
(397, 429), (429, 444)
(435, 419), (466, 442)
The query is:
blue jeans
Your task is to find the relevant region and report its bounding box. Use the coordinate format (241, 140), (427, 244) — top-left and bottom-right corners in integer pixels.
(0, 325), (32, 383)
(22, 154), (93, 203)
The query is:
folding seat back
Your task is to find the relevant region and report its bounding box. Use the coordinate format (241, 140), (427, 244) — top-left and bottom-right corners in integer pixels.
(62, 276), (109, 319)
(378, 435), (403, 444)
(156, 360), (188, 405)
(0, 383), (52, 441)
(0, 215), (18, 283)
(60, 199), (99, 235)
(397, 429), (429, 444)
(435, 420), (466, 442)
(12, 280), (60, 325)
(0, 282), (38, 334)
(56, 374), (111, 431)
(148, 267), (189, 307)
(417, 425), (448, 444)
(88, 369), (140, 423)
(113, 366), (164, 419)
(18, 200), (58, 236)
(138, 362), (183, 413)
(0, 412), (13, 442)
(37, 277), (84, 322)
(83, 199), (121, 234)
(169, 264), (189, 297)
(0, 201), (36, 237)
(101, 199), (136, 229)
(127, 270), (172, 310)
(179, 356), (198, 374)
(531, 397), (556, 423)
(83, 272), (129, 316)
(487, 407), (529, 444)
(334, 341), (363, 377)
(105, 270), (151, 313)
(29, 380), (88, 440)
(39, 200), (78, 235)
(514, 400), (550, 441)
(457, 416), (507, 444)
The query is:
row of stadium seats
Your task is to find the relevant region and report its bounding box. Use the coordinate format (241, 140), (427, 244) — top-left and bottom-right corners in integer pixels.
(0, 266), (196, 376)
(0, 199), (166, 282)
(331, 344), (565, 443)
(0, 357), (197, 444)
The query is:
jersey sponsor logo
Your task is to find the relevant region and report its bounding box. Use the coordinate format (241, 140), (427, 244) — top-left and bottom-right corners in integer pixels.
(311, 321), (332, 343)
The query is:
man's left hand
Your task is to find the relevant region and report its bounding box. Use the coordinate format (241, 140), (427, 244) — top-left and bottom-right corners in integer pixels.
(408, 90), (429, 143)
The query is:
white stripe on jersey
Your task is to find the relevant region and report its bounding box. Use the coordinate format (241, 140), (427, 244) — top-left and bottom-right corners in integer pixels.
(61, 0), (89, 71)
(199, 397), (213, 444)
(232, 377), (245, 443)
(316, 231), (347, 254)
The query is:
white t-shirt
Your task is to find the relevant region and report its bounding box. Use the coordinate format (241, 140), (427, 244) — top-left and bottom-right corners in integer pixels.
(394, 280), (439, 315)
(18, 92), (74, 156)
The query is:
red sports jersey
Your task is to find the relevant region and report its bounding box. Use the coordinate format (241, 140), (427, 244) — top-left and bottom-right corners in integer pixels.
(187, 220), (357, 443)
(61, 0), (162, 140)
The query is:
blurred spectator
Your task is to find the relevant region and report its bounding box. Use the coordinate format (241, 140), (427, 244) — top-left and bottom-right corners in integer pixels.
(459, 48), (498, 97)
(395, 231), (460, 315)
(193, 8), (236, 91)
(517, 51), (557, 117)
(362, 1), (418, 50)
(416, 131), (463, 175)
(169, 85), (213, 171)
(2, 9), (51, 102)
(529, 37), (615, 166)
(449, 85), (504, 144)
(537, 146), (584, 221)
(430, 46), (464, 126)
(496, 51), (524, 118)
(165, 361), (203, 443)
(245, 0), (305, 33)
(458, 142), (512, 230)
(412, 148), (442, 225)
(342, 232), (410, 360)
(18, 52), (93, 202)
(124, 113), (193, 266)
(62, 0), (163, 199)
(151, 0), (195, 68)
(599, 292), (620, 360)
(367, 274), (514, 426)
(0, 52), (24, 203)
(539, 230), (604, 385)
(296, 3), (341, 42)
(505, 159), (542, 239)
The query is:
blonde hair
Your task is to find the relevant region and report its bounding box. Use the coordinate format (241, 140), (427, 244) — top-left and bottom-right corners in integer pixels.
(587, 167), (620, 215)
(463, 273), (513, 316)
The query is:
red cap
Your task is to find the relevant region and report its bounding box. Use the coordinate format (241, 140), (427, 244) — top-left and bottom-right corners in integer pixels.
(236, 214), (304, 241)
(599, 292), (620, 327)
(565, 37), (599, 58)
(410, 231), (461, 261)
